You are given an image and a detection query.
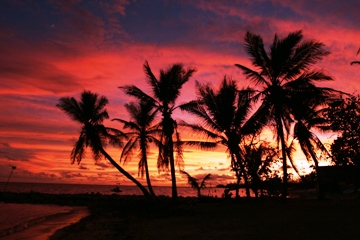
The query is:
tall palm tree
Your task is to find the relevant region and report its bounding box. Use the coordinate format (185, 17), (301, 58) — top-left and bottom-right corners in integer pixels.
(180, 170), (211, 198)
(181, 77), (257, 198)
(57, 90), (152, 199)
(120, 61), (196, 201)
(113, 100), (161, 198)
(235, 30), (334, 199)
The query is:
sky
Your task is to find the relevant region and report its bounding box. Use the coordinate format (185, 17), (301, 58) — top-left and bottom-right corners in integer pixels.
(1, 0), (359, 187)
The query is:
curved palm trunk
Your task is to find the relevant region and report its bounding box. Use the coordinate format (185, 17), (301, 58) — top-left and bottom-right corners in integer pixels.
(100, 148), (152, 199)
(140, 140), (157, 198)
(277, 117), (288, 201)
(305, 140), (325, 200)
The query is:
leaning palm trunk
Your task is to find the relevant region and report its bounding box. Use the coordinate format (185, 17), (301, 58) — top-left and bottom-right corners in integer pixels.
(168, 136), (178, 200)
(305, 140), (325, 200)
(100, 148), (152, 199)
(140, 140), (157, 198)
(277, 117), (288, 200)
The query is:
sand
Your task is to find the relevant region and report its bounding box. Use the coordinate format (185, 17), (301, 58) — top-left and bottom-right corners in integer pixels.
(0, 203), (88, 239)
(2, 192), (360, 240)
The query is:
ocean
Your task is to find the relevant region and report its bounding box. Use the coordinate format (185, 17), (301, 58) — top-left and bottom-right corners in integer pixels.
(0, 182), (230, 198)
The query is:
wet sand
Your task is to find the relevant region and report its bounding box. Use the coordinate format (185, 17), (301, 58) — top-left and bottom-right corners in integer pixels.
(0, 203), (89, 239)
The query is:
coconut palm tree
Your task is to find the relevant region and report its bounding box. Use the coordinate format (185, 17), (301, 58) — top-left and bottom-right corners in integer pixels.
(57, 90), (152, 199)
(292, 104), (333, 199)
(235, 30), (334, 199)
(120, 61), (196, 201)
(244, 142), (279, 198)
(180, 77), (257, 198)
(180, 170), (211, 198)
(112, 100), (161, 198)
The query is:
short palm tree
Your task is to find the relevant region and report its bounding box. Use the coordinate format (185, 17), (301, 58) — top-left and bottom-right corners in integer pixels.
(292, 104), (332, 199)
(235, 30), (334, 199)
(113, 100), (161, 198)
(120, 61), (196, 201)
(244, 142), (279, 198)
(180, 170), (211, 198)
(57, 90), (151, 198)
(181, 77), (257, 198)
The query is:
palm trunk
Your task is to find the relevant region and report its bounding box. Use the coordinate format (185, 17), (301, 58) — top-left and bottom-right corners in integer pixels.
(277, 119), (288, 201)
(144, 158), (157, 198)
(141, 141), (157, 198)
(163, 113), (178, 201)
(145, 152), (156, 198)
(100, 148), (152, 199)
(235, 151), (251, 199)
(306, 141), (325, 200)
(168, 136), (178, 201)
(235, 170), (241, 198)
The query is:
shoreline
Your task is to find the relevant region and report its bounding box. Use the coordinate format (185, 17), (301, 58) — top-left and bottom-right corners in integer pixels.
(0, 203), (89, 239)
(2, 192), (360, 239)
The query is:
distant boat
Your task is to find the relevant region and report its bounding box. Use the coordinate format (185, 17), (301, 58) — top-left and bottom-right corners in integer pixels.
(111, 185), (122, 193)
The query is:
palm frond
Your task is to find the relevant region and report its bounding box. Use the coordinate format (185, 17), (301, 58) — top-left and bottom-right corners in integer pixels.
(57, 97), (84, 123)
(243, 31), (271, 76)
(112, 118), (141, 131)
(199, 173), (211, 189)
(182, 141), (217, 150)
(120, 85), (158, 106)
(143, 60), (161, 98)
(235, 64), (268, 86)
(174, 129), (184, 170)
(180, 170), (199, 190)
(120, 137), (138, 164)
(178, 120), (219, 140)
(70, 132), (86, 164)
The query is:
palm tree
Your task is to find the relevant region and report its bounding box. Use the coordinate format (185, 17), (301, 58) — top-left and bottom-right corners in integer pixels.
(120, 61), (196, 201)
(57, 90), (152, 199)
(235, 30), (334, 199)
(292, 105), (332, 199)
(180, 170), (211, 198)
(244, 142), (279, 198)
(180, 77), (257, 198)
(113, 100), (161, 198)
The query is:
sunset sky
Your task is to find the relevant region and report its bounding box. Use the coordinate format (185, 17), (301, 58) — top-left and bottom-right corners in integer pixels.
(1, 0), (359, 187)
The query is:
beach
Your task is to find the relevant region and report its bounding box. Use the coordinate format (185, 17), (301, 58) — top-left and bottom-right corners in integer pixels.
(0, 203), (88, 239)
(1, 192), (360, 240)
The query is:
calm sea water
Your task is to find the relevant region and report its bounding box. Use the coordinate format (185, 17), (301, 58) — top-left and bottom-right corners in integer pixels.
(0, 182), (231, 198)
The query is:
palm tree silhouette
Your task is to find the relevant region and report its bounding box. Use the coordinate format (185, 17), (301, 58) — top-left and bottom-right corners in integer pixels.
(235, 30), (333, 199)
(57, 90), (152, 199)
(292, 104), (333, 199)
(113, 100), (162, 198)
(244, 142), (279, 198)
(181, 77), (257, 198)
(180, 170), (211, 198)
(120, 61), (196, 201)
